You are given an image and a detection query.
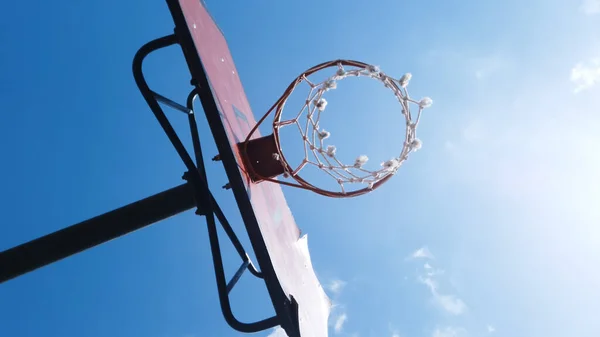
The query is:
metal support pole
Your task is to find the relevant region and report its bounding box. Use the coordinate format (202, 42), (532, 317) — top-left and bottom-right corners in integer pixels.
(0, 183), (196, 284)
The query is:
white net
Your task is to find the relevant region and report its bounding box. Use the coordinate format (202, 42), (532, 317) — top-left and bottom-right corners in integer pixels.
(271, 62), (432, 196)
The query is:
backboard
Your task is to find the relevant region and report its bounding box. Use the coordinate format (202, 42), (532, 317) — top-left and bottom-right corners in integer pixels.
(165, 1), (332, 336)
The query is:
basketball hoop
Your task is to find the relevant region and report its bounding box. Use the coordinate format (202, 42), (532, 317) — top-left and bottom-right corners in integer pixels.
(239, 59), (432, 198)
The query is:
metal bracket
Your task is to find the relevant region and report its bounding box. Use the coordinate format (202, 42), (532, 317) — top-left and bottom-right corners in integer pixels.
(132, 35), (279, 333)
(238, 134), (286, 183)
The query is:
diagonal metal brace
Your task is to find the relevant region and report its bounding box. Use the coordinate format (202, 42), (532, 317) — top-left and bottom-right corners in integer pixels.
(153, 91), (193, 115)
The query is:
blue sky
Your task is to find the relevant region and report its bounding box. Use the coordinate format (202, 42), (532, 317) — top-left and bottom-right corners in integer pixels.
(1, 1), (600, 337)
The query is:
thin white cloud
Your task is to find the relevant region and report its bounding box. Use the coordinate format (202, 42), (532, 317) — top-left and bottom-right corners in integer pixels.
(409, 246), (435, 259)
(424, 263), (445, 277)
(266, 327), (288, 337)
(581, 0), (600, 15)
(436, 294), (468, 315)
(420, 276), (438, 293)
(333, 313), (347, 334)
(432, 327), (466, 337)
(428, 269), (445, 277)
(327, 279), (347, 295)
(388, 324), (401, 337)
(419, 276), (467, 315)
(571, 58), (600, 93)
(487, 325), (496, 333)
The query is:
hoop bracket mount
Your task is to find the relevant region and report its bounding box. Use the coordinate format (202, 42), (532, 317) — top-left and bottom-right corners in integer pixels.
(237, 134), (286, 183)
